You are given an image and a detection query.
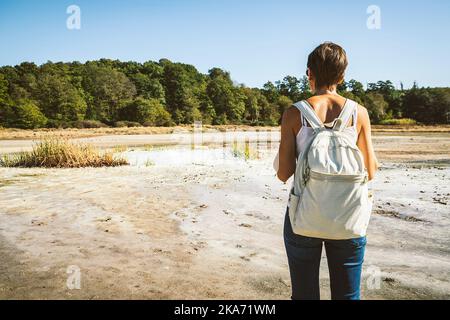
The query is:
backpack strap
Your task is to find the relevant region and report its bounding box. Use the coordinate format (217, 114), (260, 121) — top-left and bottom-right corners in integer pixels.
(333, 99), (357, 131)
(292, 100), (324, 130)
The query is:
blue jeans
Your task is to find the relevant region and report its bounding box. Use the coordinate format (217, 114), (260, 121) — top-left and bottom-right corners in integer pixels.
(283, 209), (366, 300)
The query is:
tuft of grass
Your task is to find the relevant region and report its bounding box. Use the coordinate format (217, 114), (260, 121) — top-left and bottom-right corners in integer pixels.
(113, 145), (128, 153)
(379, 118), (417, 125)
(144, 159), (155, 167)
(231, 140), (258, 160)
(0, 138), (128, 168)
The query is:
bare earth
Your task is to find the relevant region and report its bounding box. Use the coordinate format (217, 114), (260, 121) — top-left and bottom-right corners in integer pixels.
(0, 128), (449, 299)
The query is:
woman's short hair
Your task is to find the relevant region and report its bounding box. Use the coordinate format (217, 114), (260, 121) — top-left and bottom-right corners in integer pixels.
(307, 42), (348, 89)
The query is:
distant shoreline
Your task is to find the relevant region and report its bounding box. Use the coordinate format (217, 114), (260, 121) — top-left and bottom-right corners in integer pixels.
(1, 124), (450, 141)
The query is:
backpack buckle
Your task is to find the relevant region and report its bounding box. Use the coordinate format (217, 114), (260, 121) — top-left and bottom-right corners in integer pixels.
(303, 167), (311, 185)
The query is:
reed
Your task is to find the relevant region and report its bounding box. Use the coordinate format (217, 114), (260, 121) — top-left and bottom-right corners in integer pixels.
(0, 138), (128, 168)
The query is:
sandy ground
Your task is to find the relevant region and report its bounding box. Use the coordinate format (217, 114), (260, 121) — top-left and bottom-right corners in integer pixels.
(0, 131), (449, 300)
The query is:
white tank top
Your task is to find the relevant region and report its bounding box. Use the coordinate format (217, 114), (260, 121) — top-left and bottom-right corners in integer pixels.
(296, 100), (358, 157)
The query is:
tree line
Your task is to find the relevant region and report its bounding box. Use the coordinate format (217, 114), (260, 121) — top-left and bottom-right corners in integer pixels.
(0, 59), (448, 129)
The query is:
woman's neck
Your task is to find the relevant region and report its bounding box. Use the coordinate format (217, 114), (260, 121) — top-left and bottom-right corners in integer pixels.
(314, 87), (338, 95)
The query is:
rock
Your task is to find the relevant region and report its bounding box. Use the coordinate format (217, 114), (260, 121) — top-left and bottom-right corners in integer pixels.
(239, 223), (252, 228)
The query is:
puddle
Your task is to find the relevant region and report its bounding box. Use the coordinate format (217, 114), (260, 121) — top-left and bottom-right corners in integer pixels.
(117, 142), (278, 167)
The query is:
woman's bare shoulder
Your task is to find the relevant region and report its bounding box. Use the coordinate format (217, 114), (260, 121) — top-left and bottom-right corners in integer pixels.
(282, 105), (301, 125)
(355, 103), (371, 130)
(281, 105), (302, 135)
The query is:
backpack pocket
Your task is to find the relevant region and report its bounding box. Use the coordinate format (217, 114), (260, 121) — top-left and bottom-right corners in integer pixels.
(292, 170), (372, 240)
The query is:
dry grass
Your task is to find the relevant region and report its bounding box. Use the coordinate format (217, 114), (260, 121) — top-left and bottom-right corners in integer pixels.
(0, 138), (128, 168)
(379, 118), (417, 125)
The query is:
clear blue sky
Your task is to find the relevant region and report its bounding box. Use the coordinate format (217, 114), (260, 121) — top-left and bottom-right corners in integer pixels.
(0, 0), (449, 88)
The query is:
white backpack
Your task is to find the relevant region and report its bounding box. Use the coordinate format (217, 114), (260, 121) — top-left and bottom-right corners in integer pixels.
(288, 99), (373, 240)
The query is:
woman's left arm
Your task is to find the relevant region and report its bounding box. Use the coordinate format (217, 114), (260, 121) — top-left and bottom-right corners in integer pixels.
(277, 107), (299, 183)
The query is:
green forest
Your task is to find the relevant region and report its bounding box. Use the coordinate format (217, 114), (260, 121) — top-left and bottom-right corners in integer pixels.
(0, 59), (449, 129)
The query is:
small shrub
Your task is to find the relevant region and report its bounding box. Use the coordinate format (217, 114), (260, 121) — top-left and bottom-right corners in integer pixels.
(46, 119), (73, 129)
(379, 118), (417, 125)
(0, 138), (128, 168)
(71, 120), (108, 129)
(114, 121), (142, 128)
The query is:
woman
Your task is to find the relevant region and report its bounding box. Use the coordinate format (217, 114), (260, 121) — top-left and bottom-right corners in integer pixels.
(276, 42), (379, 300)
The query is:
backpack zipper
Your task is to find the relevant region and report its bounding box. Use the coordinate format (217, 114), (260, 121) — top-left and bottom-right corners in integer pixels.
(309, 170), (368, 183)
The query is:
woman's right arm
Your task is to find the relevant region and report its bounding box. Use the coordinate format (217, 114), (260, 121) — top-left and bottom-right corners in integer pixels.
(356, 106), (379, 180)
